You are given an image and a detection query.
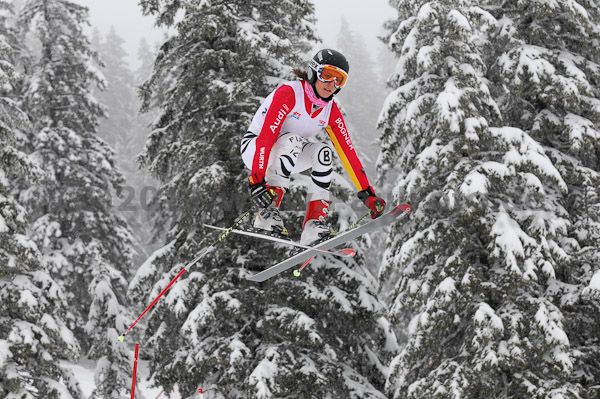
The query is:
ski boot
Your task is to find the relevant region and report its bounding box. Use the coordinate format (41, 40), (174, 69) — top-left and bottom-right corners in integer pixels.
(300, 200), (335, 245)
(253, 186), (289, 238)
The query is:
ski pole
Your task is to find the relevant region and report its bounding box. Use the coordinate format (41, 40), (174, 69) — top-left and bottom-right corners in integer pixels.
(118, 209), (253, 342)
(130, 343), (139, 399)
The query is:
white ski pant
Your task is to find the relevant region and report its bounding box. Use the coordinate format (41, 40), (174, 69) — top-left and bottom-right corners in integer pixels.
(241, 131), (333, 201)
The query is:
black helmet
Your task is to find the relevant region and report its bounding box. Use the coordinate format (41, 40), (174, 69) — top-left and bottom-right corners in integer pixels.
(307, 49), (349, 97)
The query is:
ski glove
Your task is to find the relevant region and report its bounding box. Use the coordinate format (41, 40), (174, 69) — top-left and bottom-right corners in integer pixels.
(249, 173), (275, 208)
(358, 186), (385, 219)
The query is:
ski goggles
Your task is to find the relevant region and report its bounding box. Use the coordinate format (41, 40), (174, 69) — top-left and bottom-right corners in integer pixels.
(309, 60), (349, 89)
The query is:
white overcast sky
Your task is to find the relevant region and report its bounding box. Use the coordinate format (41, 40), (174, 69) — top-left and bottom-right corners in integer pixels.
(70, 0), (397, 69)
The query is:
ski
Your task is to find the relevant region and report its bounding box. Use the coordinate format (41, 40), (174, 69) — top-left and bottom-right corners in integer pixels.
(246, 203), (411, 282)
(203, 224), (355, 259)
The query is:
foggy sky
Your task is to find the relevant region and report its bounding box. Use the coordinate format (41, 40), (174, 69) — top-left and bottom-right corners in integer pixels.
(71, 0), (397, 69)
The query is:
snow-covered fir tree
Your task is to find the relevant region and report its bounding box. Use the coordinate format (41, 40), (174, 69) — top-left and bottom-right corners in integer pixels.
(1, 2), (84, 397)
(375, 41), (398, 96)
(92, 27), (154, 266)
(129, 1), (398, 397)
(94, 26), (136, 153)
(18, 1), (137, 397)
(130, 36), (161, 256)
(379, 0), (593, 397)
(488, 1), (600, 396)
(135, 37), (155, 85)
(132, 36), (157, 167)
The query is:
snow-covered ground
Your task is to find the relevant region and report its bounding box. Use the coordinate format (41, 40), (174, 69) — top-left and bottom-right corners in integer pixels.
(62, 358), (182, 399)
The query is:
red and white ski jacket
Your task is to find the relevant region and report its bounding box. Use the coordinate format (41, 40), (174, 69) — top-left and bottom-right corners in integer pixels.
(247, 79), (370, 191)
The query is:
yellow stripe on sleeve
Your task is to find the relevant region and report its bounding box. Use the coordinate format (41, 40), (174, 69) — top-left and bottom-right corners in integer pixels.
(325, 125), (362, 191)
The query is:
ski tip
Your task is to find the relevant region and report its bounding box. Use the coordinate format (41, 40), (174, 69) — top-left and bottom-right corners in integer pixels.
(340, 249), (357, 257)
(392, 203), (411, 215)
(246, 274), (267, 282)
(117, 335), (125, 343)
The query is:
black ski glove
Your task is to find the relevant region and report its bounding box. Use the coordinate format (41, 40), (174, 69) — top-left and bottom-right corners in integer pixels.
(249, 173), (274, 208)
(358, 186), (385, 219)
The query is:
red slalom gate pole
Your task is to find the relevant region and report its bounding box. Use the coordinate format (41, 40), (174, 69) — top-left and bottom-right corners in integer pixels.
(131, 343), (140, 399)
(118, 267), (187, 342)
(117, 209), (253, 342)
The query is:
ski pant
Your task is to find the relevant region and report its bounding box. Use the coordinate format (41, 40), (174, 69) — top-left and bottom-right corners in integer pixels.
(241, 131), (333, 201)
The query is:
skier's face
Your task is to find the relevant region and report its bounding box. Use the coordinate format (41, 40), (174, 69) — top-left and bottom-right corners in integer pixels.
(315, 79), (336, 98)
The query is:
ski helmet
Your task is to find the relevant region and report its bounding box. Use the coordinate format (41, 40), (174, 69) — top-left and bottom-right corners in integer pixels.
(307, 49), (350, 97)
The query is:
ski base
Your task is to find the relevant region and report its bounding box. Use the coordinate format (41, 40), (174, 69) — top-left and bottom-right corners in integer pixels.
(246, 203), (411, 282)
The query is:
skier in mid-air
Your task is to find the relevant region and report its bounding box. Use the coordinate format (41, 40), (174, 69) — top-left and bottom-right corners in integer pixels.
(241, 49), (386, 245)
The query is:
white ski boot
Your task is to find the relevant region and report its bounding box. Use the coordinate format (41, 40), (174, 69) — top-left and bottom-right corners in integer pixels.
(253, 187), (289, 237)
(300, 200), (334, 245)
